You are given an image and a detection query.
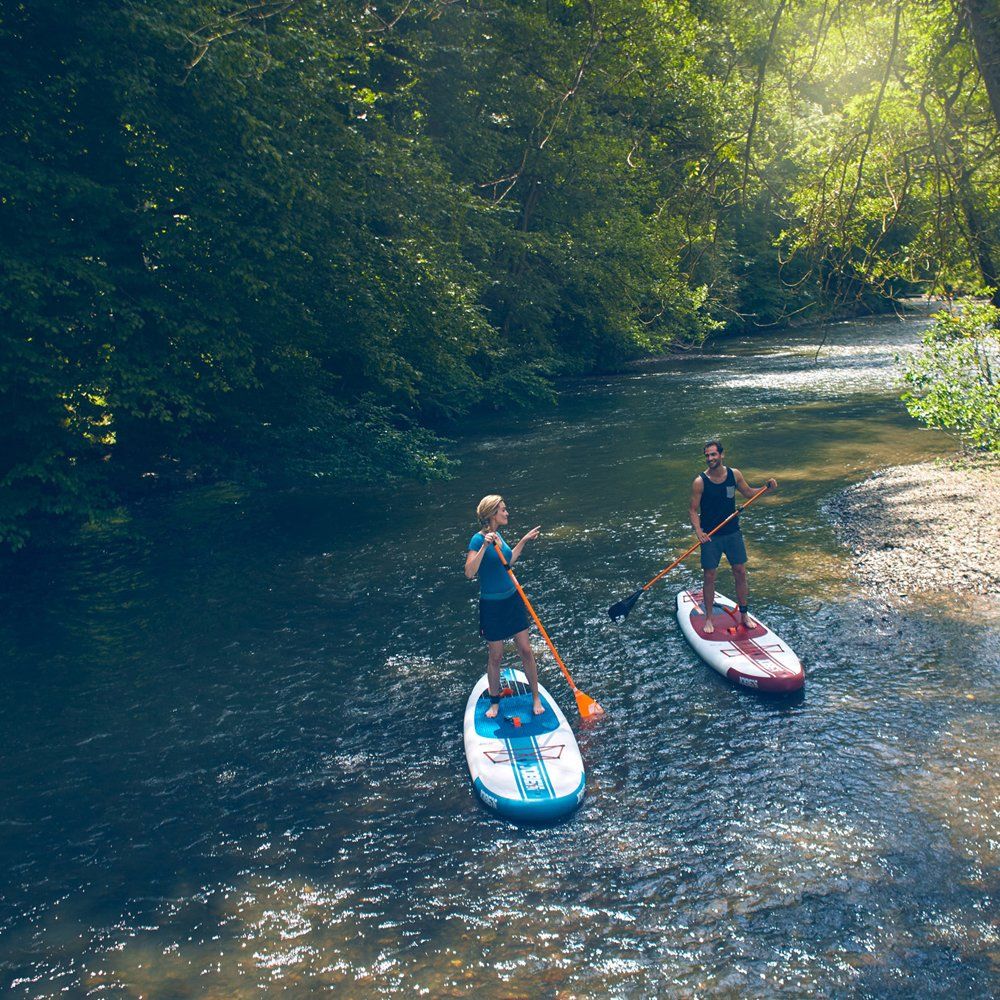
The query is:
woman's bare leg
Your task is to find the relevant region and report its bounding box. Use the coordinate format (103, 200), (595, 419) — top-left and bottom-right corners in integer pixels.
(486, 640), (504, 718)
(514, 630), (545, 715)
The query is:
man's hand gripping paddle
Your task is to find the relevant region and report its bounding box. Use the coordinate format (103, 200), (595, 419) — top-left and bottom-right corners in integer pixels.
(491, 542), (604, 719)
(607, 485), (770, 622)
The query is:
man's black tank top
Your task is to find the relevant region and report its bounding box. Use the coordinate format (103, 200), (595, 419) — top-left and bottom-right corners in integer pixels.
(700, 468), (739, 535)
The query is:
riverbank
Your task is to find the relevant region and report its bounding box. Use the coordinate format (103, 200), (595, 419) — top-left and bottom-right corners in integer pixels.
(828, 457), (1000, 600)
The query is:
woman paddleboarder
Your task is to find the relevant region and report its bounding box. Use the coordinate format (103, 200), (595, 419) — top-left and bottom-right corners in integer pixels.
(465, 495), (544, 719)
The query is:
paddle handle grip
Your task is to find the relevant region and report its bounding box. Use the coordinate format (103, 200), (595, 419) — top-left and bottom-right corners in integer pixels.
(642, 485), (770, 591)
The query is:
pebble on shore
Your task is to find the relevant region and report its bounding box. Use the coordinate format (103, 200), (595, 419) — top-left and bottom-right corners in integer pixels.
(828, 459), (1000, 600)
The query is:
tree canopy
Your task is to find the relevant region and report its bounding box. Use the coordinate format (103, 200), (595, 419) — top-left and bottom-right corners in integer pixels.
(2, 0), (998, 548)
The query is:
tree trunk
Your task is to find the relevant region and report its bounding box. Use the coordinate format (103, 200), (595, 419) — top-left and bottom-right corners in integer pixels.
(944, 83), (1000, 305)
(963, 0), (1000, 131)
(954, 158), (1000, 305)
(741, 0), (788, 201)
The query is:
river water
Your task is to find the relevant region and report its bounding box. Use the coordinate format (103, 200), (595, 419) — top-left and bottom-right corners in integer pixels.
(1, 313), (997, 998)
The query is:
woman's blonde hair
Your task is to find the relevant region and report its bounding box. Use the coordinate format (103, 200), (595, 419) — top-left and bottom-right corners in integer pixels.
(476, 494), (504, 526)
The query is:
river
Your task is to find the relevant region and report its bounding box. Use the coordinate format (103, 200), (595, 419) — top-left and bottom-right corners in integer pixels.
(1, 312), (997, 997)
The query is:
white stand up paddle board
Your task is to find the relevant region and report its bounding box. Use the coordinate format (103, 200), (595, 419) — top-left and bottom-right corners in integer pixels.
(464, 667), (586, 822)
(676, 589), (804, 692)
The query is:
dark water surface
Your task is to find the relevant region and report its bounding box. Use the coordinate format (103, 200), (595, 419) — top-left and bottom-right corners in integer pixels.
(2, 315), (997, 998)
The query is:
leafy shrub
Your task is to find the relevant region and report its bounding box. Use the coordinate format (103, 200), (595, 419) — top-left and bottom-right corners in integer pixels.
(901, 303), (1000, 452)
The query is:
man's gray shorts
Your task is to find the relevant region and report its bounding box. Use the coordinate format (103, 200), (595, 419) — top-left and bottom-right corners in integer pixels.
(700, 531), (748, 570)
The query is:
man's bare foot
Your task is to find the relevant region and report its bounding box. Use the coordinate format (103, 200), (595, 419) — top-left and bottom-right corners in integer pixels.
(486, 701), (499, 719)
(702, 617), (715, 634)
(532, 698), (545, 716)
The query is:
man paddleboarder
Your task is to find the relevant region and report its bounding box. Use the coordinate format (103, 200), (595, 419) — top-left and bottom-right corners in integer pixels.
(690, 441), (776, 633)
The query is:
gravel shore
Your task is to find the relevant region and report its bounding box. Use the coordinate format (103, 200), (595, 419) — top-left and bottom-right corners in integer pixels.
(828, 459), (1000, 600)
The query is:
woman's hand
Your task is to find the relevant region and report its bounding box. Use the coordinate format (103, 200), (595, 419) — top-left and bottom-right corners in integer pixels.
(508, 525), (540, 566)
(482, 531), (498, 546)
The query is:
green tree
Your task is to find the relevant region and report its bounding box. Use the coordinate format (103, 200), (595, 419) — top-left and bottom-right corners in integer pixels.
(3, 0), (999, 549)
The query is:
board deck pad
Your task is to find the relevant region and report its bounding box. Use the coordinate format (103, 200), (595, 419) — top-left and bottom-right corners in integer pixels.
(676, 589), (804, 693)
(473, 688), (560, 740)
(690, 608), (768, 641)
(464, 667), (586, 822)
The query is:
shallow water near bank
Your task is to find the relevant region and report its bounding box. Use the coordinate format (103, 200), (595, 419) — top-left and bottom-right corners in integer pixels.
(1, 313), (997, 997)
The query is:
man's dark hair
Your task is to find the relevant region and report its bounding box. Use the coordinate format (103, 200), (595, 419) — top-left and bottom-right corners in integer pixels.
(704, 440), (724, 453)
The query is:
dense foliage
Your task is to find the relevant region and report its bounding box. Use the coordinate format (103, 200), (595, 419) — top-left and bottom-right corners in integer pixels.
(902, 302), (1000, 451)
(2, 0), (998, 547)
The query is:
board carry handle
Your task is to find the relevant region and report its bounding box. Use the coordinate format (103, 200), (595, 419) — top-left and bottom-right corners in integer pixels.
(491, 542), (605, 720)
(607, 485), (771, 622)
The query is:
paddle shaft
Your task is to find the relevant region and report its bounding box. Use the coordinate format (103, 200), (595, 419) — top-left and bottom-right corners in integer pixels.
(640, 485), (770, 592)
(491, 542), (581, 695)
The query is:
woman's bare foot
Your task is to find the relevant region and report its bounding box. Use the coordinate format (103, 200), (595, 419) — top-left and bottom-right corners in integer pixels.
(703, 617), (715, 634)
(486, 700), (499, 719)
(532, 698), (545, 715)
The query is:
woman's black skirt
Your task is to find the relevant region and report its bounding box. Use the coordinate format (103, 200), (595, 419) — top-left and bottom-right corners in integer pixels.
(479, 591), (529, 642)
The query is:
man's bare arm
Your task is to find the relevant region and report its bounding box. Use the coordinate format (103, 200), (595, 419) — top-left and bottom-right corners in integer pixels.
(690, 476), (709, 542)
(734, 467), (776, 497)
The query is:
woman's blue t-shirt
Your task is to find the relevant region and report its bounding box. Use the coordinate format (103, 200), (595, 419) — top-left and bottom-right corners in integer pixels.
(468, 532), (516, 600)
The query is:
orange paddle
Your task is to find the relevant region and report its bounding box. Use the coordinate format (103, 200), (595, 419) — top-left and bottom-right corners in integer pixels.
(491, 542), (604, 719)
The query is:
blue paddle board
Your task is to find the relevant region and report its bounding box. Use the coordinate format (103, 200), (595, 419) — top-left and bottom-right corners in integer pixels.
(463, 667), (586, 822)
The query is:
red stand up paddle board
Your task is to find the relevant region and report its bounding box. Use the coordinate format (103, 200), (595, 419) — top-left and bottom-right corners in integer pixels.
(676, 589), (804, 692)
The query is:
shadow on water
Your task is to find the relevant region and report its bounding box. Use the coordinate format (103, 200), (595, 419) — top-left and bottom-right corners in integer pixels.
(1, 313), (997, 996)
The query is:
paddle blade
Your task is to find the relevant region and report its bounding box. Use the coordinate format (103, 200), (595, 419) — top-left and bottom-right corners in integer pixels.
(574, 688), (605, 719)
(608, 589), (642, 622)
